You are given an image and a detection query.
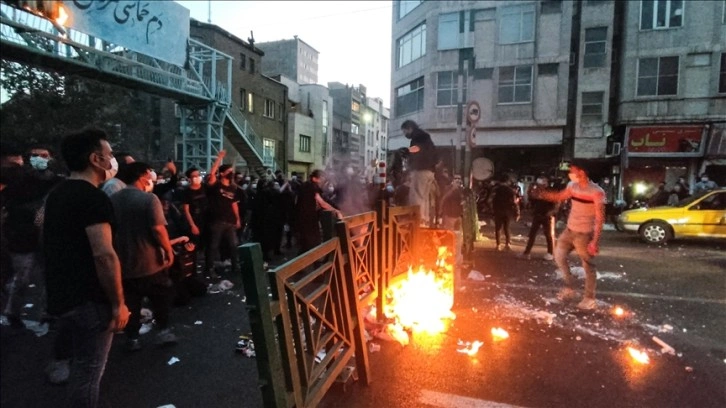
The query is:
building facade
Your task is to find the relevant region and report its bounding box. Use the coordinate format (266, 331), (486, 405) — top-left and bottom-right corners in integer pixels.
(390, 0), (726, 193)
(188, 20), (288, 173)
(362, 96), (390, 164)
(390, 0), (573, 180)
(329, 82), (367, 169)
(257, 36), (320, 85)
(276, 75), (333, 178)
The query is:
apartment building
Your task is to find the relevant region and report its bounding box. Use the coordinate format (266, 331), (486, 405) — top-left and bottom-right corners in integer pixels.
(362, 97), (390, 164)
(329, 82), (367, 169)
(275, 75), (333, 178)
(390, 0), (726, 189)
(258, 36), (320, 85)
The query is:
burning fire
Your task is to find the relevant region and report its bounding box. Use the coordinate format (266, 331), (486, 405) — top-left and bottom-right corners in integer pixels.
(56, 5), (69, 26)
(457, 340), (484, 356)
(627, 347), (650, 364)
(491, 327), (509, 341)
(614, 307), (625, 316)
(383, 247), (455, 343)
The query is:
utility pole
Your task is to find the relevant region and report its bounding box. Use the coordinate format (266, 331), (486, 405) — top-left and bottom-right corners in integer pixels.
(207, 0), (212, 23)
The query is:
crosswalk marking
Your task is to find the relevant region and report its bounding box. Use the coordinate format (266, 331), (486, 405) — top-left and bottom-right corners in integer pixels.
(419, 390), (528, 408)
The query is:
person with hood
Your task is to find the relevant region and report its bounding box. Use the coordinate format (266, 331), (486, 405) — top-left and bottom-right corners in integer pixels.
(400, 120), (437, 226)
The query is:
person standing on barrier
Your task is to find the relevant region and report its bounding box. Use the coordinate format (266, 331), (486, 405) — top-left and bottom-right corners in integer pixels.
(295, 170), (342, 255)
(530, 162), (605, 311)
(401, 120), (437, 226)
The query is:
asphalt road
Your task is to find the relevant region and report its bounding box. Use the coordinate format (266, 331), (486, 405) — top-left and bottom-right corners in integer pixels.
(1, 221), (724, 408)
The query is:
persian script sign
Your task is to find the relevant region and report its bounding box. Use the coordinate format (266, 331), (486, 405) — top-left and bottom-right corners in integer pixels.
(65, 0), (190, 67)
(626, 126), (705, 157)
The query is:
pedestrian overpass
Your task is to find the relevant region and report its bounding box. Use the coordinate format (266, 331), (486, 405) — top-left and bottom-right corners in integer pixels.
(0, 2), (267, 172)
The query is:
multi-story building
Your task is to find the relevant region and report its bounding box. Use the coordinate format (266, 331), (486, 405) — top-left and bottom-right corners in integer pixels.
(614, 0), (726, 192)
(390, 0), (573, 179)
(257, 36), (319, 85)
(362, 97), (390, 164)
(390, 0), (726, 192)
(187, 19), (288, 173)
(275, 75), (333, 178)
(329, 82), (367, 169)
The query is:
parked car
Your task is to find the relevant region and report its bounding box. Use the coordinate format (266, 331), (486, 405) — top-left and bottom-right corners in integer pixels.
(617, 188), (726, 244)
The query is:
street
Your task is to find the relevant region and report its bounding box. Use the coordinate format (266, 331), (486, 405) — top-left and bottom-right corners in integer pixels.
(1, 221), (725, 408)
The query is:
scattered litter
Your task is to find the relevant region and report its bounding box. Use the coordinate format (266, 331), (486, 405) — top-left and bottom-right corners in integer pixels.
(315, 349), (327, 363)
(139, 322), (153, 335)
(23, 303), (33, 309)
(467, 270), (487, 281)
(660, 324), (673, 333)
(652, 336), (675, 355)
(236, 335), (255, 358)
(140, 308), (153, 323)
(208, 280), (234, 294)
(167, 357), (180, 366)
(28, 284), (36, 288)
(194, 321), (203, 325)
(576, 336), (582, 341)
(157, 405), (176, 408)
(368, 342), (381, 353)
(491, 327), (509, 341)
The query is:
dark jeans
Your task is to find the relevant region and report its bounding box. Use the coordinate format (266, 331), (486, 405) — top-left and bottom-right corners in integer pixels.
(123, 272), (174, 340)
(494, 214), (512, 246)
(523, 215), (555, 255)
(205, 221), (239, 274)
(56, 301), (114, 408)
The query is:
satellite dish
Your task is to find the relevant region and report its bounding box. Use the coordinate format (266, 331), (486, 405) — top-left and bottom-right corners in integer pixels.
(472, 157), (494, 181)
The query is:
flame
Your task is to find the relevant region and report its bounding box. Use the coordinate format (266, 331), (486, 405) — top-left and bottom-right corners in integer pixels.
(457, 340), (484, 356)
(627, 347), (650, 364)
(383, 247), (455, 340)
(56, 5), (69, 26)
(614, 307), (625, 316)
(491, 327), (509, 341)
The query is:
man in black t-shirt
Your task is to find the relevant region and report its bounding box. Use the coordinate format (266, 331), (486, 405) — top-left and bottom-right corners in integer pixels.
(181, 167), (208, 247)
(43, 128), (129, 408)
(204, 152), (241, 278)
(295, 170), (342, 254)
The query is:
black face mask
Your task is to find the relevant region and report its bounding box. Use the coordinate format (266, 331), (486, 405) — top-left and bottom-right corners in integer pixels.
(225, 173), (235, 181)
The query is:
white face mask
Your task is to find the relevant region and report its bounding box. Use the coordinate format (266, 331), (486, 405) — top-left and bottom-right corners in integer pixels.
(328, 186), (335, 193)
(191, 176), (202, 185)
(30, 156), (49, 170)
(105, 157), (119, 181)
(180, 180), (189, 187)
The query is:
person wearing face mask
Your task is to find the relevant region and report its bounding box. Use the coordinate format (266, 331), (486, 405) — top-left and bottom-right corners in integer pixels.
(2, 145), (62, 330)
(182, 167), (208, 250)
(519, 176), (558, 260)
(204, 152), (241, 279)
(530, 162), (605, 311)
(693, 173), (718, 194)
(111, 162), (177, 350)
(43, 128), (129, 406)
(100, 152), (132, 197)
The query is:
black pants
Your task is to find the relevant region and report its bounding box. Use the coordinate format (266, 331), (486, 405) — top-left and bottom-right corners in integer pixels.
(523, 215), (555, 255)
(123, 271), (174, 340)
(494, 214), (511, 246)
(205, 221), (238, 274)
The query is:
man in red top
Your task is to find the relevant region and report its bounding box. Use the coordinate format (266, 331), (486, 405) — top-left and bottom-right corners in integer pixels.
(532, 162), (605, 310)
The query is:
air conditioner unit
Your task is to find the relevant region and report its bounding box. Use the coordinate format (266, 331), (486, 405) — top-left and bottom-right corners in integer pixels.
(609, 142), (621, 157)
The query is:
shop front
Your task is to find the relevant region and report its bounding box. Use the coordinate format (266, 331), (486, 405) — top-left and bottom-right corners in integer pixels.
(620, 125), (706, 203)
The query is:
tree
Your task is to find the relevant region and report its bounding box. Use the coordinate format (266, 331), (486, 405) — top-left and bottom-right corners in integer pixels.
(1, 60), (158, 165)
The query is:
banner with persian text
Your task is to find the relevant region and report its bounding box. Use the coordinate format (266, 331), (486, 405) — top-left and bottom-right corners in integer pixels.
(625, 125), (706, 157)
(63, 0), (190, 67)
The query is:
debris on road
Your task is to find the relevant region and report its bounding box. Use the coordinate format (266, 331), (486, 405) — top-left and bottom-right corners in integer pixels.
(467, 270), (487, 281)
(491, 327), (509, 341)
(652, 336), (676, 355)
(167, 357), (180, 366)
(208, 280), (234, 294)
(235, 335), (255, 358)
(456, 340), (484, 356)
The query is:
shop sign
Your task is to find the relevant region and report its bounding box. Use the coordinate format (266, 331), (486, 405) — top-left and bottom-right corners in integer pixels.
(625, 125), (705, 157)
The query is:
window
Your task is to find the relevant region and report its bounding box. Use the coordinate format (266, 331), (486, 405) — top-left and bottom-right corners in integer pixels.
(352, 101), (360, 112)
(278, 103), (284, 121)
(398, 0), (422, 20)
(498, 66), (532, 103)
(239, 88), (247, 110)
(720, 53), (726, 94)
(499, 4), (535, 44)
(249, 58), (255, 74)
(351, 124), (360, 134)
(263, 139), (275, 167)
(322, 100), (329, 135)
(637, 56), (679, 96)
(640, 0), (683, 30)
(541, 0), (562, 14)
(584, 27), (607, 68)
(436, 71), (467, 107)
(395, 77), (425, 116)
(299, 135), (311, 153)
(438, 12), (459, 50)
(263, 99), (275, 118)
(247, 92), (254, 113)
(239, 53), (246, 70)
(581, 92), (604, 121)
(397, 23), (426, 68)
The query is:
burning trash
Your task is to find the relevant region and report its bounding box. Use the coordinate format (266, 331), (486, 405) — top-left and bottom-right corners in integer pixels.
(456, 340), (484, 356)
(491, 327), (510, 341)
(627, 347), (650, 365)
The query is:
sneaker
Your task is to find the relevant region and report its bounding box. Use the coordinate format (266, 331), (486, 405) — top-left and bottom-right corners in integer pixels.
(577, 297), (597, 310)
(556, 288), (578, 302)
(496, 244), (504, 251)
(517, 253), (531, 260)
(125, 338), (142, 352)
(543, 253), (554, 261)
(156, 328), (178, 345)
(45, 359), (70, 384)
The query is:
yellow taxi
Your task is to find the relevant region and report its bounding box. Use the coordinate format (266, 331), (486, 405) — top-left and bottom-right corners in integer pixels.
(617, 188), (726, 244)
